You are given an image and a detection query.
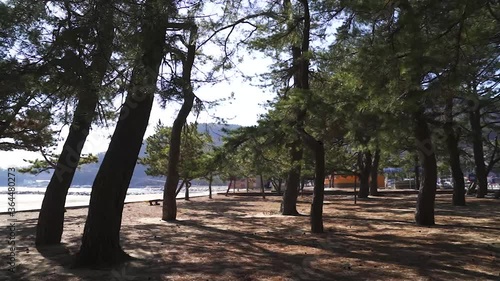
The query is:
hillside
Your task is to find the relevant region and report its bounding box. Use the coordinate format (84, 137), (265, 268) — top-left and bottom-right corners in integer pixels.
(1, 123), (240, 187)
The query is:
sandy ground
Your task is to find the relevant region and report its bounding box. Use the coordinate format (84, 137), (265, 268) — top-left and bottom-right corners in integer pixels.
(0, 192), (499, 281)
(0, 193), (206, 212)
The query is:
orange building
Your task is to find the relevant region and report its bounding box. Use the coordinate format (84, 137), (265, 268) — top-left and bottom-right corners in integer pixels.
(324, 174), (385, 188)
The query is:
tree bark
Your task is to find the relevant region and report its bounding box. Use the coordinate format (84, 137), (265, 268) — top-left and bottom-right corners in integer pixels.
(310, 140), (325, 233)
(444, 97), (465, 206)
(414, 110), (438, 226)
(162, 27), (197, 221)
(281, 140), (302, 215)
(369, 148), (380, 196)
(76, 0), (168, 267)
(357, 151), (372, 198)
(414, 153), (420, 190)
(469, 107), (488, 198)
(36, 0), (114, 246)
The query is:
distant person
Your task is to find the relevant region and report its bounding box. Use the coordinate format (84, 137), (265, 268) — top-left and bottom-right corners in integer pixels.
(265, 180), (271, 189)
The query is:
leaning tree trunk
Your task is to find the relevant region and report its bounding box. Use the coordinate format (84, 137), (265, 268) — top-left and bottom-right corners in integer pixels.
(469, 108), (488, 198)
(36, 1), (115, 246)
(369, 148), (380, 196)
(76, 1), (168, 267)
(301, 135), (325, 233)
(357, 151), (372, 198)
(281, 140), (302, 215)
(444, 97), (465, 206)
(162, 29), (196, 221)
(414, 110), (438, 226)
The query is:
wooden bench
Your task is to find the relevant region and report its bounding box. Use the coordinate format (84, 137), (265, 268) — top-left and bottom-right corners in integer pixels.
(148, 199), (162, 206)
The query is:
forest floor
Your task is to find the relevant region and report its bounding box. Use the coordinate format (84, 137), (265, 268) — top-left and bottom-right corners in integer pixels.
(2, 192), (500, 281)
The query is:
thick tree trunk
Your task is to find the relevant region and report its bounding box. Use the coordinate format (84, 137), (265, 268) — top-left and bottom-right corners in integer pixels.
(76, 1), (168, 267)
(36, 1), (114, 246)
(444, 97), (465, 206)
(310, 141), (325, 233)
(414, 154), (420, 190)
(357, 151), (372, 198)
(469, 108), (488, 198)
(36, 97), (97, 246)
(414, 110), (438, 226)
(281, 140), (302, 215)
(162, 30), (197, 221)
(370, 148), (380, 196)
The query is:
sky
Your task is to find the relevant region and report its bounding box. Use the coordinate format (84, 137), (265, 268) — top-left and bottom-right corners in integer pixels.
(0, 54), (275, 169)
(0, 1), (284, 169)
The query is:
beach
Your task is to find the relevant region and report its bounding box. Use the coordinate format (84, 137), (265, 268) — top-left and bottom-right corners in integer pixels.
(0, 185), (228, 212)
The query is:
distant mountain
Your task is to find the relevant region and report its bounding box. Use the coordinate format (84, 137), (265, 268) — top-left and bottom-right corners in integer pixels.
(1, 123), (241, 187)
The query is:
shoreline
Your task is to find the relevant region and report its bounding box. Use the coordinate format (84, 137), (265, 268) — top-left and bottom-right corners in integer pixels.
(0, 185), (229, 214)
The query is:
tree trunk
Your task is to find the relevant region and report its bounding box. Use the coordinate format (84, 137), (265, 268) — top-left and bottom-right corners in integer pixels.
(414, 154), (420, 190)
(469, 108), (488, 198)
(280, 0), (311, 216)
(309, 140), (325, 233)
(225, 179), (233, 196)
(281, 140), (302, 215)
(444, 97), (465, 206)
(76, 1), (168, 267)
(162, 27), (197, 221)
(414, 110), (438, 226)
(184, 180), (191, 201)
(208, 173), (213, 199)
(369, 148), (380, 196)
(357, 151), (372, 198)
(175, 180), (185, 197)
(35, 0), (115, 246)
